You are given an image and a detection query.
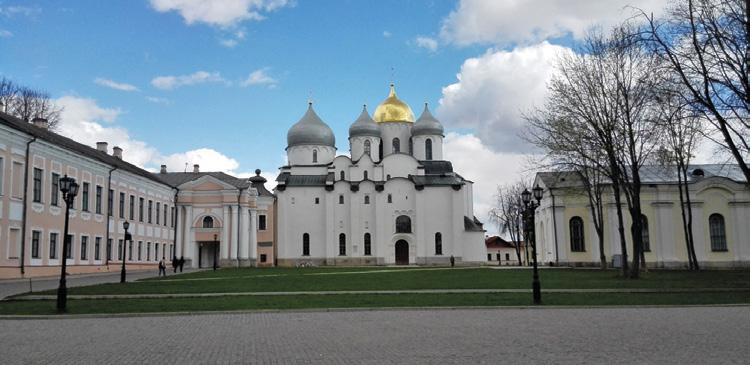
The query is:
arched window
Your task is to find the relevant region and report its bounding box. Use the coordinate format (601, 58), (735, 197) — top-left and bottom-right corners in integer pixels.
(314, 197), (320, 204)
(302, 233), (310, 256)
(339, 233), (346, 256)
(396, 215), (411, 233)
(569, 217), (585, 252)
(340, 171), (345, 180)
(387, 194), (392, 203)
(312, 149), (318, 163)
(641, 215), (650, 252)
(709, 214), (727, 251)
(425, 138), (433, 160)
(435, 232), (442, 255)
(364, 233), (371, 256)
(339, 195), (344, 204)
(363, 171), (368, 180)
(202, 216), (214, 228)
(364, 195), (370, 204)
(392, 138), (400, 153)
(364, 140), (371, 157)
(408, 138), (413, 155)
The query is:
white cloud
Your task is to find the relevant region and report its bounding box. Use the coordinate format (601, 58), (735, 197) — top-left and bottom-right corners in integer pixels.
(382, 31), (392, 38)
(219, 38), (239, 48)
(241, 68), (277, 88)
(414, 36), (438, 52)
(149, 0), (292, 27)
(437, 42), (572, 153)
(145, 96), (170, 105)
(151, 71), (226, 90)
(0, 5), (41, 18)
(0, 29), (12, 38)
(440, 0), (669, 46)
(94, 78), (139, 92)
(444, 132), (536, 234)
(219, 29), (247, 48)
(160, 148), (240, 173)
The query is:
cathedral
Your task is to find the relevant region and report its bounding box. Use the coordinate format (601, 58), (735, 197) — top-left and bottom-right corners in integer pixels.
(275, 85), (487, 266)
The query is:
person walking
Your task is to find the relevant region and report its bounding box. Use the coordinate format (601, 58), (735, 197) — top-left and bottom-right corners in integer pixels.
(172, 255), (177, 273)
(158, 257), (167, 277)
(179, 256), (185, 272)
(450, 255), (455, 267)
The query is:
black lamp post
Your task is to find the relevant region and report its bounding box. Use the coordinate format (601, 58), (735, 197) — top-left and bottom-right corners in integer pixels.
(56, 175), (79, 313)
(213, 234), (218, 271)
(521, 185), (544, 305)
(120, 221), (131, 283)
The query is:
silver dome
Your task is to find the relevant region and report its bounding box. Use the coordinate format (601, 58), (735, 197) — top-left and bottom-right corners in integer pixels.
(348, 105), (381, 138)
(287, 103), (336, 148)
(412, 103), (444, 136)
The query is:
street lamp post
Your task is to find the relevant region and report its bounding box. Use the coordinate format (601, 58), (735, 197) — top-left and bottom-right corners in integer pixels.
(521, 185), (544, 305)
(120, 221), (131, 283)
(56, 175), (79, 313)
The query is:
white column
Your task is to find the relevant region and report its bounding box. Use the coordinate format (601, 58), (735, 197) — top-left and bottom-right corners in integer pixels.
(240, 207), (250, 259)
(231, 205), (239, 259)
(175, 205), (183, 258)
(221, 205), (230, 260)
(184, 205), (194, 265)
(249, 209), (258, 262)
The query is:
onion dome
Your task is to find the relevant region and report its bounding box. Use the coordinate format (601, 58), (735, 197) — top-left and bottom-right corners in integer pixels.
(412, 103), (444, 136)
(373, 84), (415, 123)
(248, 169), (266, 183)
(287, 103), (336, 148)
(349, 105), (381, 138)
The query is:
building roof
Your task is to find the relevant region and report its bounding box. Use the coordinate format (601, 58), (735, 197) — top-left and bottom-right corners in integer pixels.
(464, 216), (485, 232)
(157, 171), (251, 189)
(348, 105), (381, 138)
(412, 103), (444, 137)
(0, 111), (168, 186)
(287, 103), (336, 148)
(485, 235), (521, 248)
(373, 84), (415, 123)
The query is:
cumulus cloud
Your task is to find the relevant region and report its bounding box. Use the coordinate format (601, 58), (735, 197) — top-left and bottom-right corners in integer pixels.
(151, 71), (226, 90)
(443, 132), (537, 234)
(149, 0), (292, 27)
(440, 0), (669, 46)
(240, 68), (277, 88)
(437, 41), (571, 153)
(94, 78), (139, 92)
(414, 36), (438, 52)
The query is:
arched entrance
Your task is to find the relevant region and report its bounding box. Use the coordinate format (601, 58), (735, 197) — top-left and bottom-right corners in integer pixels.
(395, 240), (409, 265)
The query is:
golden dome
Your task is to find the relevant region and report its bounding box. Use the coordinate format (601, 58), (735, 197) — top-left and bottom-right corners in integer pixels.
(373, 84), (415, 123)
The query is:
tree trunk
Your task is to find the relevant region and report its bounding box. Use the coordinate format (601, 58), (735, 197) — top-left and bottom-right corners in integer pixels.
(611, 180), (629, 277)
(682, 166), (700, 270)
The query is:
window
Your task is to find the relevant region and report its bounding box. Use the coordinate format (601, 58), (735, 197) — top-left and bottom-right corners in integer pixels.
(50, 233), (58, 259)
(66, 235), (73, 259)
(33, 168), (42, 202)
(81, 182), (89, 211)
(107, 238), (112, 261)
(709, 213), (728, 251)
(425, 138), (433, 160)
(641, 215), (650, 252)
(364, 140), (371, 157)
(392, 138), (400, 153)
(137, 241), (142, 261)
(364, 233), (372, 255)
(148, 200), (153, 223)
(302, 233), (310, 256)
(339, 233), (346, 256)
(379, 141), (383, 160)
(31, 230), (41, 258)
(506, 253), (510, 261)
(496, 253), (501, 261)
(259, 215), (267, 230)
(261, 254), (267, 263)
(107, 189), (113, 216)
(171, 207), (175, 227)
(488, 254), (492, 261)
(314, 197), (320, 204)
(396, 215), (411, 233)
(118, 239), (123, 260)
(156, 202), (160, 225)
(12, 161), (23, 198)
(570, 217), (585, 252)
(164, 205), (168, 226)
(95, 237), (101, 260)
(408, 138), (413, 155)
(129, 195), (135, 220)
(51, 173), (59, 206)
(128, 241), (133, 260)
(139, 197), (144, 222)
(312, 149), (318, 163)
(363, 171), (368, 180)
(95, 185), (102, 214)
(147, 242), (151, 261)
(364, 195), (370, 204)
(81, 236), (88, 260)
(339, 195), (344, 204)
(202, 216), (214, 228)
(340, 171), (345, 180)
(435, 232), (442, 255)
(387, 194), (392, 203)
(119, 192), (125, 218)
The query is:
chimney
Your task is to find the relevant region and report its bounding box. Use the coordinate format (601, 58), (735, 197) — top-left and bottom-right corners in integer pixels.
(96, 142), (108, 153)
(193, 164), (200, 173)
(32, 117), (49, 129)
(112, 146), (123, 159)
(160, 165), (167, 174)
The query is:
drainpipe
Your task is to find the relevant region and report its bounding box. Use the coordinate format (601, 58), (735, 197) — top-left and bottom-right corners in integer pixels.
(550, 188), (560, 266)
(104, 167), (117, 267)
(19, 137), (37, 276)
(237, 188), (245, 267)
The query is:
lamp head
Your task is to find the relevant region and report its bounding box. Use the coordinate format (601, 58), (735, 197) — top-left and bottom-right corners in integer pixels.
(521, 188), (531, 205)
(533, 185), (543, 202)
(123, 221), (130, 230)
(68, 181), (79, 198)
(59, 175), (74, 194)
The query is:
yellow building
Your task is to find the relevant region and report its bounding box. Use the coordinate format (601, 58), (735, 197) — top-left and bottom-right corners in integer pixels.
(533, 165), (750, 268)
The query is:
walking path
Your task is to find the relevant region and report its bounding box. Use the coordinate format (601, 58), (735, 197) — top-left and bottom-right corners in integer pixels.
(11, 287), (750, 301)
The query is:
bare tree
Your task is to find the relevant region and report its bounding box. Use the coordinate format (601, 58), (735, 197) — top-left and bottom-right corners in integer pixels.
(640, 0), (750, 184)
(489, 182), (527, 266)
(0, 77), (62, 130)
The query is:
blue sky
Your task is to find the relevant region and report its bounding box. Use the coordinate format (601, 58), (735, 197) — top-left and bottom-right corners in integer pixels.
(0, 0), (671, 230)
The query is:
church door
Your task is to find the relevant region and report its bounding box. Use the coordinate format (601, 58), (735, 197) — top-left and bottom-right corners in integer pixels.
(395, 240), (409, 265)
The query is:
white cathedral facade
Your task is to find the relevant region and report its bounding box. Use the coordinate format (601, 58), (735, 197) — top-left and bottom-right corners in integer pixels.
(275, 85), (487, 266)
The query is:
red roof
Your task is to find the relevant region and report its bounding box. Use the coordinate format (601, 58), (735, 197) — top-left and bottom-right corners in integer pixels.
(485, 236), (522, 249)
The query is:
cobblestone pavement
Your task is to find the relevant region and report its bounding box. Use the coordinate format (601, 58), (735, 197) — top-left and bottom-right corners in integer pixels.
(1, 306), (749, 364)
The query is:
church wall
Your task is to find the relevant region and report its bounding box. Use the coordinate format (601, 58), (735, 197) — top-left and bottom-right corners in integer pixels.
(412, 135), (443, 161)
(350, 136), (380, 163)
(379, 123), (412, 156)
(287, 145), (336, 166)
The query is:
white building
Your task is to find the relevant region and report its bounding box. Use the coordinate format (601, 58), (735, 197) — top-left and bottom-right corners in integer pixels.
(275, 85), (486, 266)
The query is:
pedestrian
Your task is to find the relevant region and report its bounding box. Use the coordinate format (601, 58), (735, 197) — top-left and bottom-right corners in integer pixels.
(450, 255), (455, 267)
(171, 255), (177, 273)
(158, 257), (167, 277)
(179, 256), (185, 272)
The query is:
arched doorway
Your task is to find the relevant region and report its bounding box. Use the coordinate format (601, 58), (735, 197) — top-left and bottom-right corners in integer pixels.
(395, 240), (409, 265)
